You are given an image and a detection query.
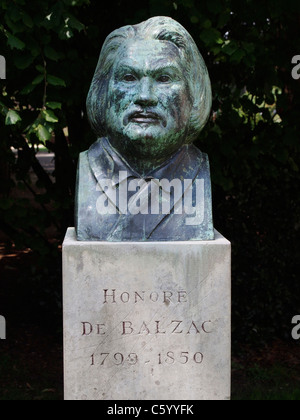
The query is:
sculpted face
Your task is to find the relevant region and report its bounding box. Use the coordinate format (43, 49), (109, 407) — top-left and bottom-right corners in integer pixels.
(106, 40), (193, 168)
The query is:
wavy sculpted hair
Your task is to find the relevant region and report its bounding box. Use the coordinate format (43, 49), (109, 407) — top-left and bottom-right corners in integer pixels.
(86, 16), (212, 144)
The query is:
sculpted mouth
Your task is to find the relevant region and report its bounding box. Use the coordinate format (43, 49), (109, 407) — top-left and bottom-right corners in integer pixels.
(128, 112), (161, 124)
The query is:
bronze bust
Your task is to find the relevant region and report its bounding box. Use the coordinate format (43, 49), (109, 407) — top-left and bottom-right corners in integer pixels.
(75, 16), (214, 241)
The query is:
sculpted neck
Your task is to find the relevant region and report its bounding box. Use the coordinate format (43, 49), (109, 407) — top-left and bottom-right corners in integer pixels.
(107, 137), (179, 177)
(121, 154), (171, 177)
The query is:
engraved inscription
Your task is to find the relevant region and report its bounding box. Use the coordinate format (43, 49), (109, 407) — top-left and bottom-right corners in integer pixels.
(91, 353), (139, 367)
(90, 351), (204, 367)
(80, 287), (215, 370)
(81, 320), (213, 336)
(103, 289), (188, 304)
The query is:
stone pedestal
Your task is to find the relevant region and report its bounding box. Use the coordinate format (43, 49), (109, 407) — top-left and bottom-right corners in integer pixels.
(63, 228), (231, 400)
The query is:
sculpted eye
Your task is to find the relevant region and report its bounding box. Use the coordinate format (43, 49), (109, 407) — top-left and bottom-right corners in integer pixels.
(123, 74), (137, 82)
(157, 75), (172, 83)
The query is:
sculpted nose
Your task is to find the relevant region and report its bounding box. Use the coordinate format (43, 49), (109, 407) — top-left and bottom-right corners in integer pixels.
(134, 77), (158, 107)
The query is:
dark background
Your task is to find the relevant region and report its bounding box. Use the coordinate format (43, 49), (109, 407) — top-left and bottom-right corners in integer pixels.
(0, 0), (300, 400)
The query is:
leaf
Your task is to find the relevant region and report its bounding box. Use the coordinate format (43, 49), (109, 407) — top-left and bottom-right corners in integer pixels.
(4, 15), (24, 34)
(7, 5), (22, 23)
(47, 75), (66, 87)
(32, 74), (44, 85)
(66, 14), (85, 32)
(44, 45), (61, 62)
(14, 54), (35, 70)
(25, 38), (41, 57)
(42, 109), (59, 123)
(22, 12), (34, 28)
(0, 101), (8, 115)
(45, 2), (63, 28)
(230, 49), (246, 64)
(7, 32), (25, 50)
(20, 83), (36, 95)
(46, 102), (62, 110)
(36, 124), (52, 143)
(59, 27), (74, 40)
(5, 110), (22, 125)
(36, 65), (45, 73)
(222, 40), (239, 56)
(200, 28), (223, 46)
(242, 42), (255, 55)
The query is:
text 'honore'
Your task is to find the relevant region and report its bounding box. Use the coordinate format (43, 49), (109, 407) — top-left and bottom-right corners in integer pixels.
(102, 289), (188, 305)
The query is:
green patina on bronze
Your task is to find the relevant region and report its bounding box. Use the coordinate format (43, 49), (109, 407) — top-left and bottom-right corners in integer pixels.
(105, 39), (192, 175)
(75, 16), (214, 242)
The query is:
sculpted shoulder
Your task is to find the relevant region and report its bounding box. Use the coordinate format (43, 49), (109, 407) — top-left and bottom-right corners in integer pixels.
(76, 17), (214, 241)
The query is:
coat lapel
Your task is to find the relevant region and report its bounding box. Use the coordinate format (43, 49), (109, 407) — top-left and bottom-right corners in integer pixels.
(87, 138), (204, 241)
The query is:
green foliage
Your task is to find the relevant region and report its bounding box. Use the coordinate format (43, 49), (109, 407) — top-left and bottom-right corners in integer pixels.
(232, 361), (300, 400)
(0, 0), (300, 344)
(0, 0), (92, 260)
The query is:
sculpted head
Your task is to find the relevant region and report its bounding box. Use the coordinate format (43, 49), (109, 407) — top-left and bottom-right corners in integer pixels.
(87, 17), (212, 168)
